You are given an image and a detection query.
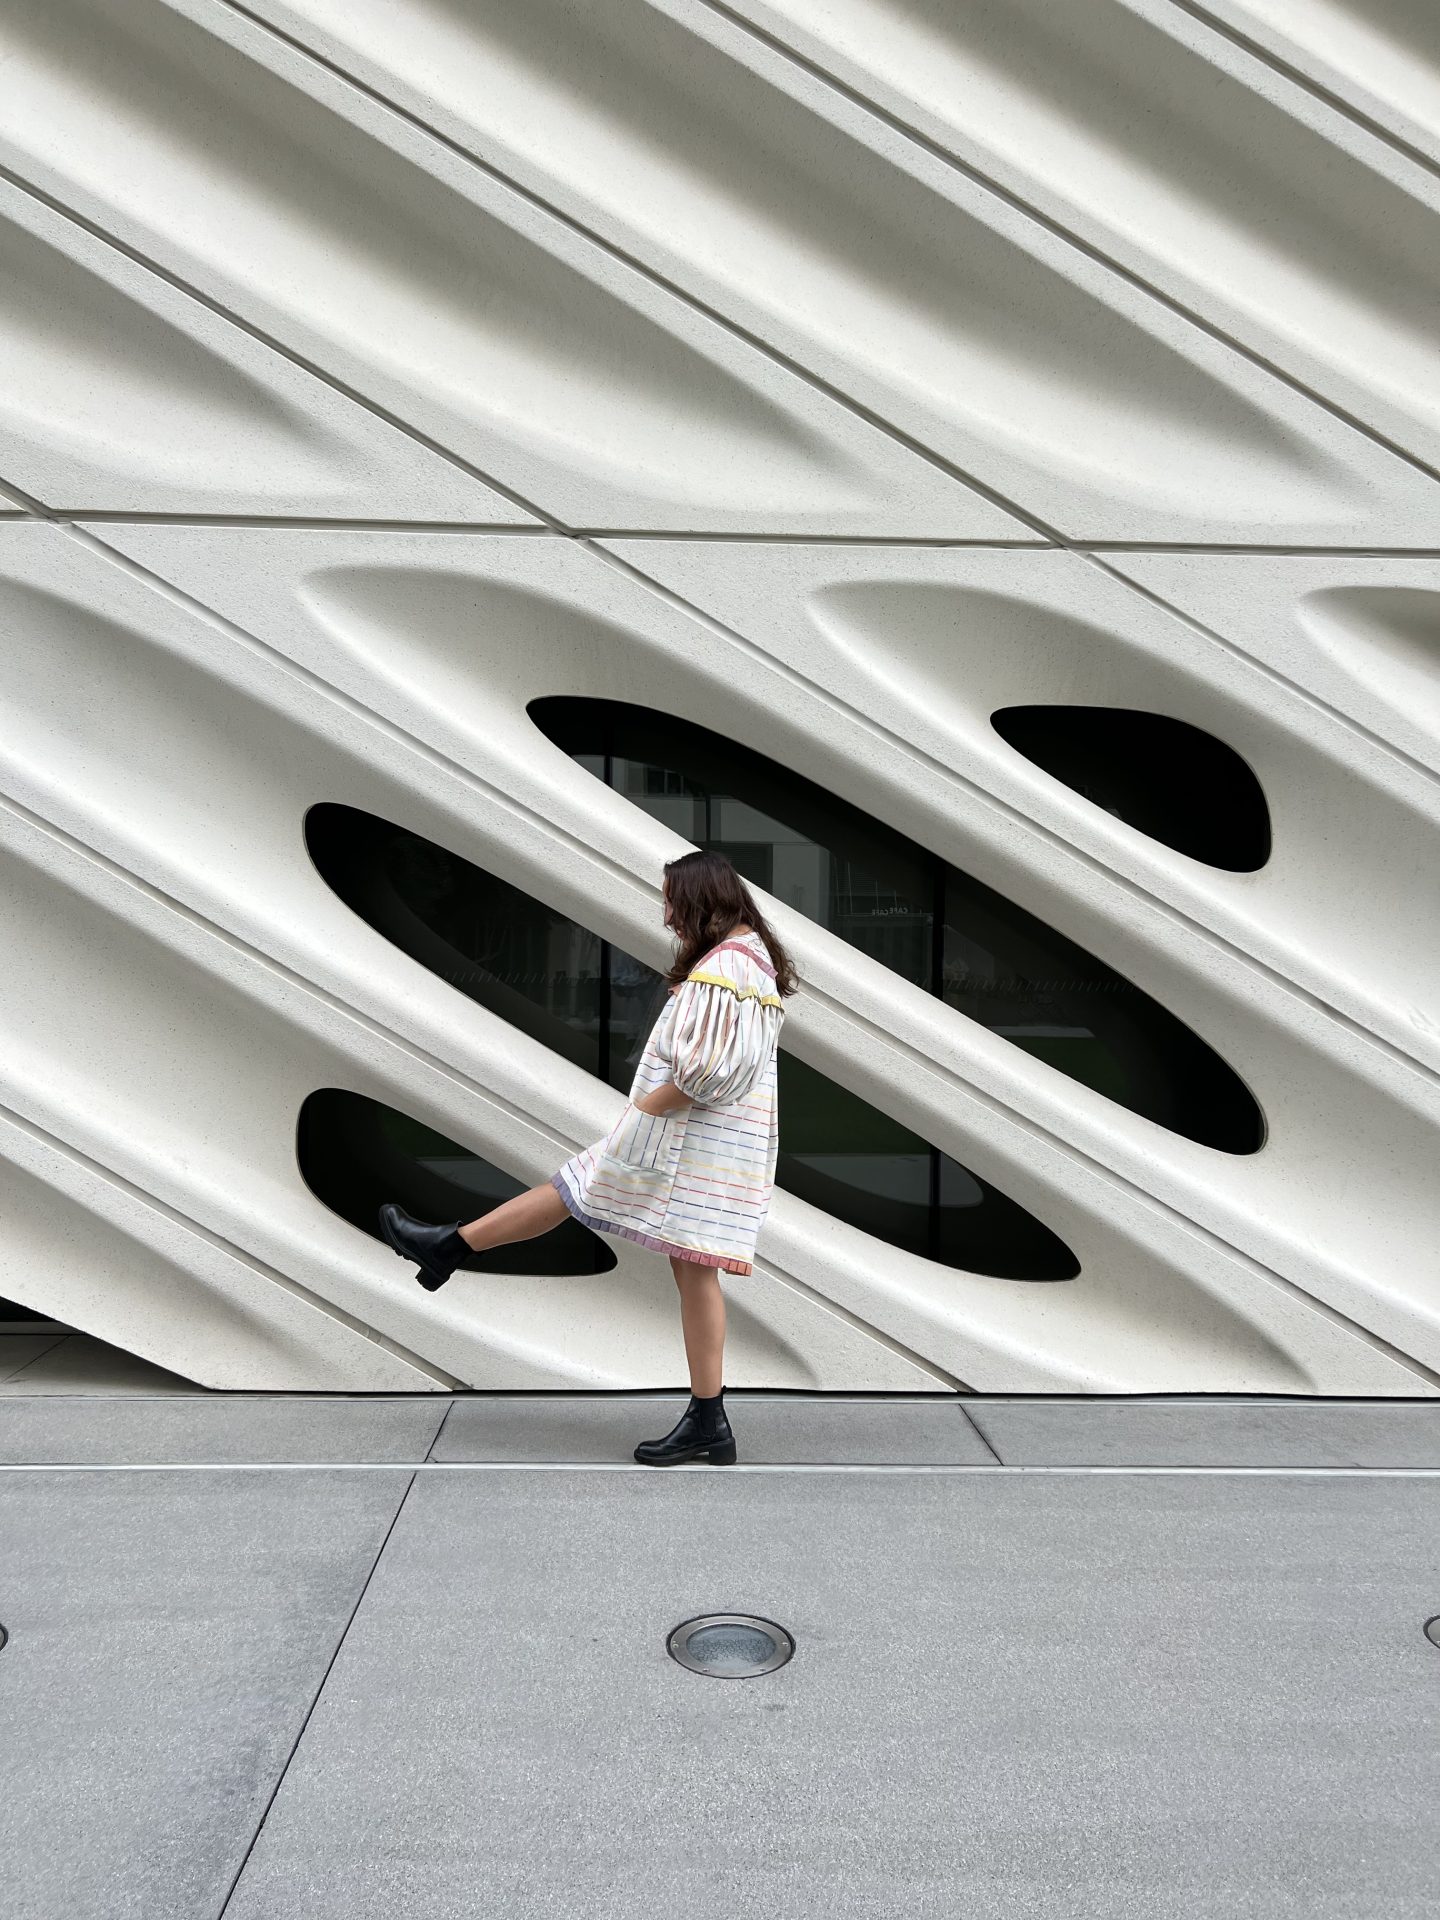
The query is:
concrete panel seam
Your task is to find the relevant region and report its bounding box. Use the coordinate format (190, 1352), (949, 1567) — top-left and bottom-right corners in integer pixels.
(958, 1407), (1005, 1466)
(1165, 0), (1440, 181)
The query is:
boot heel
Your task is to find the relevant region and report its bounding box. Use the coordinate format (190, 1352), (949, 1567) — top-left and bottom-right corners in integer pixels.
(707, 1438), (738, 1466)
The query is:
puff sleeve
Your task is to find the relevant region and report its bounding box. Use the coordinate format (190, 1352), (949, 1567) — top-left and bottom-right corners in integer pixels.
(659, 964), (782, 1108)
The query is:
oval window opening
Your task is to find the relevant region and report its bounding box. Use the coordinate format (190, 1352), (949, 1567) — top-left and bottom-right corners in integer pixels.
(305, 805), (1080, 1279)
(297, 1087), (617, 1275)
(991, 705), (1271, 872)
(528, 699), (1264, 1155)
(777, 1054), (1077, 1280)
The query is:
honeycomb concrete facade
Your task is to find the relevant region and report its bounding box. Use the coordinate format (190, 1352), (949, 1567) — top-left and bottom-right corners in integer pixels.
(0, 0), (1436, 1393)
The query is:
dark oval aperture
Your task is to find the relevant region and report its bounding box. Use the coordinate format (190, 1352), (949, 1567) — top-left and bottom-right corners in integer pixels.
(991, 705), (1271, 872)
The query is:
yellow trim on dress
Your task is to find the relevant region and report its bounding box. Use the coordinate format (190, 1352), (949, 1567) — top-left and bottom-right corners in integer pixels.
(686, 970), (783, 1008)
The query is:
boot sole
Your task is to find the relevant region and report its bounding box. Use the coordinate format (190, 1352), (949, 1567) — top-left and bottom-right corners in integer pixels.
(634, 1441), (737, 1467)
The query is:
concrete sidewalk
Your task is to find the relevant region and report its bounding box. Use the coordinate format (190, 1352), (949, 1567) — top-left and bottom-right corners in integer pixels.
(2, 1385), (1440, 1467)
(1, 1394), (1437, 1918)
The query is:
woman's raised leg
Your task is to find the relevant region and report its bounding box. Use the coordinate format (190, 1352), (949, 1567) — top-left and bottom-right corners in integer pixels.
(459, 1181), (568, 1253)
(378, 1180), (568, 1290)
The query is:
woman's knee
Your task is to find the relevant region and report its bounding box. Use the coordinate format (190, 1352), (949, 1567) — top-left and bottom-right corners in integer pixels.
(682, 1271), (721, 1297)
(671, 1257), (718, 1288)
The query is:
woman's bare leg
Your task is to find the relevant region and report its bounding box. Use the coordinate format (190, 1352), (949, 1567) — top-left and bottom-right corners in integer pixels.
(671, 1256), (726, 1399)
(459, 1182), (568, 1253)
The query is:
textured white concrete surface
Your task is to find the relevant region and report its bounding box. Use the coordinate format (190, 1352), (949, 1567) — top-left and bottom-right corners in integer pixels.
(0, 0), (1436, 1392)
(0, 179), (526, 522)
(1196, 0), (1440, 169)
(719, 0), (1440, 472)
(230, 0), (1440, 540)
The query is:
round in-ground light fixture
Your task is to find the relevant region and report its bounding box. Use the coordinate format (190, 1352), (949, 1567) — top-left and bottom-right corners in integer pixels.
(1425, 1616), (1440, 1649)
(0, 1623), (7, 1652)
(667, 1613), (794, 1679)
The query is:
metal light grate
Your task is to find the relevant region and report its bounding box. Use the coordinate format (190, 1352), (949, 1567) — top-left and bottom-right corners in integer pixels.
(667, 1613), (794, 1679)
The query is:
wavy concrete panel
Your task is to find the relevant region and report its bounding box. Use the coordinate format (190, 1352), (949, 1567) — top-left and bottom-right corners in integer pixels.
(716, 0), (1440, 473)
(0, 798), (924, 1392)
(610, 541), (1440, 1068)
(0, 538), (1243, 1386)
(1198, 0), (1440, 166)
(1110, 555), (1440, 780)
(0, 0), (1002, 536)
(1295, 589), (1440, 741)
(0, 816), (1365, 1402)
(0, 540), (943, 1389)
(74, 525), (1440, 1385)
(0, 525), (1404, 1391)
(0, 181), (521, 520)
(0, 1117), (440, 1391)
(1, 4), (1435, 1394)
(233, 0), (1440, 541)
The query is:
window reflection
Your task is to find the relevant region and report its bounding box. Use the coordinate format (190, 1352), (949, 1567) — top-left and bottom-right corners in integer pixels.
(595, 710), (936, 991)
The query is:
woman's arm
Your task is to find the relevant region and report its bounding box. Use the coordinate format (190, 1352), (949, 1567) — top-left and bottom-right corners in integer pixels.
(632, 983), (696, 1115)
(631, 1080), (694, 1117)
(651, 969), (782, 1109)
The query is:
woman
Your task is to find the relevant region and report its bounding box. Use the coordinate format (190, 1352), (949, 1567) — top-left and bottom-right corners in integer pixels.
(378, 850), (798, 1466)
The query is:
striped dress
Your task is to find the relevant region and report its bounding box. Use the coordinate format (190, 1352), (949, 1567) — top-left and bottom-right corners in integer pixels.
(552, 930), (784, 1274)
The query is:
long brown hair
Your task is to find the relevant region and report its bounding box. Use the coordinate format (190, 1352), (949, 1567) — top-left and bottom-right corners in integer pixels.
(662, 850), (798, 998)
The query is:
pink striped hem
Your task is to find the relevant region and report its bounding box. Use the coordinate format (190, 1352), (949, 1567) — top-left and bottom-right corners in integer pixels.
(551, 1170), (751, 1275)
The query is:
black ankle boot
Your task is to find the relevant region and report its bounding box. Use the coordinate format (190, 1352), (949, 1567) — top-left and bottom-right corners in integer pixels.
(634, 1389), (737, 1467)
(377, 1202), (469, 1292)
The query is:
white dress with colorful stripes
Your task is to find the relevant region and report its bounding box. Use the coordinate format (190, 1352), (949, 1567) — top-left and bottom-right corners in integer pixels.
(552, 930), (784, 1275)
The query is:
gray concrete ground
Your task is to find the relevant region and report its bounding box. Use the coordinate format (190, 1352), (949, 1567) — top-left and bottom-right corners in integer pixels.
(968, 1398), (1440, 1467)
(1, 1358), (1437, 1917)
(431, 1391), (996, 1464)
(0, 1330), (196, 1394)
